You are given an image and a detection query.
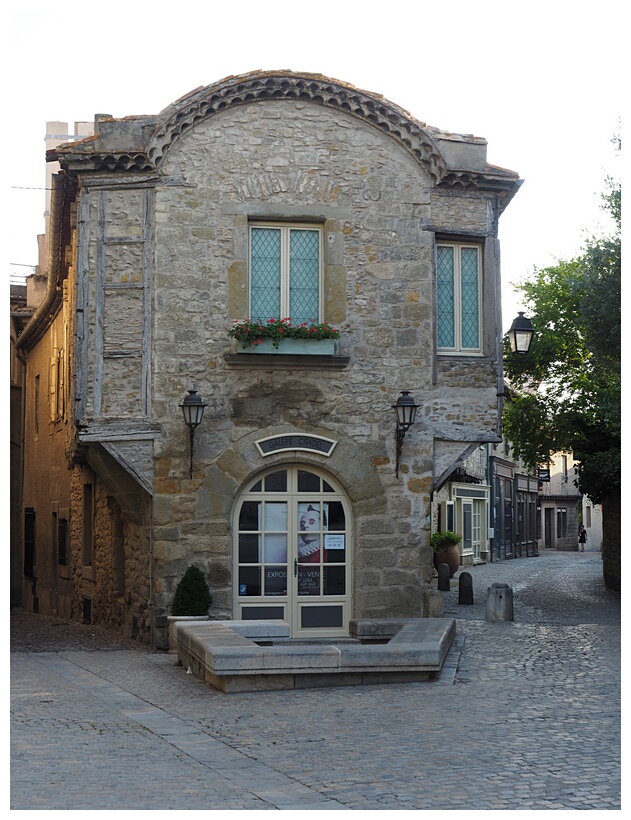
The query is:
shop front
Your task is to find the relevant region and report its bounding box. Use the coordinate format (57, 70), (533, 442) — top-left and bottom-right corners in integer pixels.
(233, 464), (352, 637)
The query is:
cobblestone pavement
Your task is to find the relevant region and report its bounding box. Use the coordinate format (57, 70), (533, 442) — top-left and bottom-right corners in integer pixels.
(11, 549), (621, 810)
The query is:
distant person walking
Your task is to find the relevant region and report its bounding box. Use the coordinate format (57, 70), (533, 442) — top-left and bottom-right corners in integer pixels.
(578, 524), (588, 552)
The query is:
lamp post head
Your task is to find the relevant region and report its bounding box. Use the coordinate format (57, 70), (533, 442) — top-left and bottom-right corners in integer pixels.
(180, 389), (207, 429)
(392, 390), (419, 431)
(507, 312), (534, 354)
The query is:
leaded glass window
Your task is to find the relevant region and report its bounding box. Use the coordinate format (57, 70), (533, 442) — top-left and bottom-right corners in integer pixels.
(436, 242), (482, 353)
(250, 224), (322, 324)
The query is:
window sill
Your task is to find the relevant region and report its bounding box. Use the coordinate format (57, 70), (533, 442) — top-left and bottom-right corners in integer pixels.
(225, 352), (350, 370)
(437, 351), (486, 358)
(226, 337), (349, 369)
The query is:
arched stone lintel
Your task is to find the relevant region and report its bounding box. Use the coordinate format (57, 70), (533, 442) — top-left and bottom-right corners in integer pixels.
(204, 425), (387, 519)
(148, 71), (447, 184)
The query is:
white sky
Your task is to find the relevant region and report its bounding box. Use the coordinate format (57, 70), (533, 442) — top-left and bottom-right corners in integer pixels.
(4, 0), (622, 332)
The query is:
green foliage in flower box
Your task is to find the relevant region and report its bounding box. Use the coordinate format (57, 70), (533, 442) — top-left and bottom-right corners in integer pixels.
(229, 317), (340, 349)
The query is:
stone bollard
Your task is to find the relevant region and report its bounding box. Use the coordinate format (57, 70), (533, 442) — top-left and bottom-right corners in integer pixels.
(437, 563), (450, 591)
(458, 571), (474, 605)
(486, 582), (514, 622)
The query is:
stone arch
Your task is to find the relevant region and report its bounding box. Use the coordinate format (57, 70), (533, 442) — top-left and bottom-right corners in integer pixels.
(202, 425), (387, 525)
(149, 70), (447, 184)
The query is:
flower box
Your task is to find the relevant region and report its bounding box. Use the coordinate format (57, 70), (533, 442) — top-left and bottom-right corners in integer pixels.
(228, 318), (340, 353)
(236, 338), (336, 355)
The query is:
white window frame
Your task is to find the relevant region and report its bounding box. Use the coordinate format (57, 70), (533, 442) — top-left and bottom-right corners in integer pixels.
(248, 223), (323, 323)
(436, 241), (483, 355)
(451, 483), (490, 560)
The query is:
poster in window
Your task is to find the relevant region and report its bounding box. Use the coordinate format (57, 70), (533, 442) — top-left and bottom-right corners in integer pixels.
(264, 566), (287, 596)
(298, 566), (321, 596)
(297, 502), (326, 563)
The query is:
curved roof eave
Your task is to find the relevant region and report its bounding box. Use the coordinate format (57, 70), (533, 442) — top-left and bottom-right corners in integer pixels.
(51, 71), (521, 198)
(148, 70), (449, 184)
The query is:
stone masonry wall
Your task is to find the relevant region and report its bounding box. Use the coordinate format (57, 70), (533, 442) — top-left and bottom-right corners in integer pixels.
(136, 99), (501, 636)
(68, 465), (152, 643)
(70, 93), (509, 646)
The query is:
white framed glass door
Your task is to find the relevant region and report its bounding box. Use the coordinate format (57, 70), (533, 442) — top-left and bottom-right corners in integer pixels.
(233, 465), (351, 637)
(460, 499), (483, 560)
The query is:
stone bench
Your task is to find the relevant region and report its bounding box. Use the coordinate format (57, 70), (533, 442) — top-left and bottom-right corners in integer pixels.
(174, 618), (456, 693)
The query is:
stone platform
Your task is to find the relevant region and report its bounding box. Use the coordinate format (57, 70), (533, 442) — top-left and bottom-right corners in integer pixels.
(173, 618), (456, 693)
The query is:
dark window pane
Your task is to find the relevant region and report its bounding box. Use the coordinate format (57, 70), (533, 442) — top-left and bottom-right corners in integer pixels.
(239, 501), (260, 531)
(238, 566), (261, 596)
(58, 518), (68, 566)
(323, 540), (345, 563)
(242, 606), (284, 620)
(298, 566), (321, 596)
(250, 479), (262, 492)
(301, 605), (343, 628)
(323, 480), (335, 493)
(239, 533), (260, 564)
(326, 501), (345, 530)
(264, 566), (288, 596)
(323, 566), (345, 595)
(264, 470), (287, 492)
(298, 470), (320, 492)
(24, 508), (35, 577)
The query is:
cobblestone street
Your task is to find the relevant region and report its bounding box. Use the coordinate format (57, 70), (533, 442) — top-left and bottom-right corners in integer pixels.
(10, 549), (621, 811)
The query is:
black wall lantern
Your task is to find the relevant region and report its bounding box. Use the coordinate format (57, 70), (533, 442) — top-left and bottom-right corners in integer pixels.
(392, 391), (419, 477)
(180, 389), (207, 478)
(507, 312), (534, 354)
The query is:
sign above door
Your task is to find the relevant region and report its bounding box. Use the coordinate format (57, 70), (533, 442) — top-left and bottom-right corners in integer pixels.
(255, 434), (337, 457)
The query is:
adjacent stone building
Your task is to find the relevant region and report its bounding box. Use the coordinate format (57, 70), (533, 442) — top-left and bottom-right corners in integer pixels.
(16, 71), (521, 647)
(537, 451), (584, 551)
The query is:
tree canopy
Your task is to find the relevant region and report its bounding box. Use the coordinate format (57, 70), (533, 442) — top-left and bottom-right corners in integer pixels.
(503, 150), (620, 506)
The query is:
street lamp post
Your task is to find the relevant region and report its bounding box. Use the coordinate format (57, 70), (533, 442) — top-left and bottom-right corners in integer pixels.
(180, 389), (207, 478)
(392, 391), (419, 478)
(507, 312), (535, 354)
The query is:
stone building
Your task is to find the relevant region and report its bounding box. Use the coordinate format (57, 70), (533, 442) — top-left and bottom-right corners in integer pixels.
(538, 451), (583, 551)
(16, 71), (521, 647)
(489, 439), (539, 560)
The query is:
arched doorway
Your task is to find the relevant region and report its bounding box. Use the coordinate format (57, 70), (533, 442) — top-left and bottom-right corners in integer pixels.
(233, 465), (352, 637)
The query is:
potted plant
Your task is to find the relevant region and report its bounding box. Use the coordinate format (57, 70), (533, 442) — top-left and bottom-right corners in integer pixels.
(229, 317), (340, 353)
(430, 530), (462, 577)
(167, 565), (212, 652)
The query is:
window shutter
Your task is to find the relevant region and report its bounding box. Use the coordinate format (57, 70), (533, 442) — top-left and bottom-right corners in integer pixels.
(50, 353), (57, 421)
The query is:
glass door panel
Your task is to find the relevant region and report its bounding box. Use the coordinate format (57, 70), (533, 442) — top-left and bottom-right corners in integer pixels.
(235, 466), (350, 636)
(263, 502), (287, 597)
(462, 502), (473, 555)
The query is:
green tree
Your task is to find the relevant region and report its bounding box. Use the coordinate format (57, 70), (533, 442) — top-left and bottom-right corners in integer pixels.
(171, 565), (212, 616)
(503, 151), (620, 589)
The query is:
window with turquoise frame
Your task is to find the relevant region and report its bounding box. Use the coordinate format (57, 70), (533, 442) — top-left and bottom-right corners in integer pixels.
(250, 224), (322, 324)
(436, 242), (482, 353)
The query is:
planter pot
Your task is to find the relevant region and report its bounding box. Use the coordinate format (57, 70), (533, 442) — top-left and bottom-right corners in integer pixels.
(236, 338), (336, 355)
(433, 544), (461, 578)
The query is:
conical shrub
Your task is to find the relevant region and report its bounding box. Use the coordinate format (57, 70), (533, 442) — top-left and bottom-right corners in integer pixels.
(171, 565), (212, 616)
